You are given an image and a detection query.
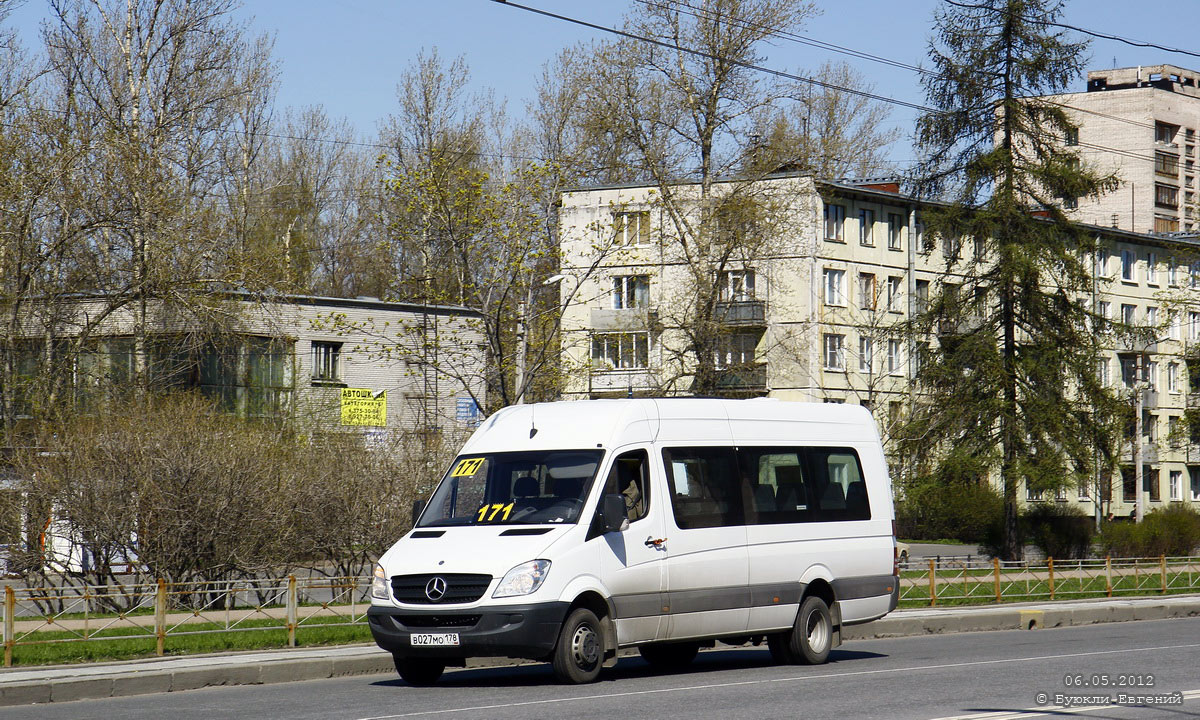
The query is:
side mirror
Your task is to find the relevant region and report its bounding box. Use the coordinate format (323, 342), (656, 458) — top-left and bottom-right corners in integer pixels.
(411, 499), (426, 525)
(601, 494), (627, 533)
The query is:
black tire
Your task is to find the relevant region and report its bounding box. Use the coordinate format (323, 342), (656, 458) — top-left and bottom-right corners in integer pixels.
(393, 656), (445, 686)
(552, 607), (604, 684)
(770, 595), (833, 665)
(638, 641), (700, 669)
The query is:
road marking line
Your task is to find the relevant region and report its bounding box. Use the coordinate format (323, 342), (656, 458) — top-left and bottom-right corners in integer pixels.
(926, 688), (1200, 720)
(357, 640), (1200, 720)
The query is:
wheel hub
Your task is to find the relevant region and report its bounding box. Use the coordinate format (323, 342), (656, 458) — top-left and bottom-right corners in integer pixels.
(571, 623), (600, 667)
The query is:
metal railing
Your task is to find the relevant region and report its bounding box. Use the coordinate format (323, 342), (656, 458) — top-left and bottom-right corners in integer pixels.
(1, 575), (371, 667)
(899, 556), (1200, 607)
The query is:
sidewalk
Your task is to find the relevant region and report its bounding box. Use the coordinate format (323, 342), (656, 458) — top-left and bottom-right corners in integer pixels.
(1, 594), (1197, 707)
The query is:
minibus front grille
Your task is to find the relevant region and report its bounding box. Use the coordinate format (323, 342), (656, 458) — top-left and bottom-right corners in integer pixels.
(397, 614), (482, 628)
(391, 573), (492, 604)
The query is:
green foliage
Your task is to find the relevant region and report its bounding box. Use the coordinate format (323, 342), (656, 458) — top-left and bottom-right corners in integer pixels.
(895, 479), (1004, 544)
(1022, 503), (1095, 560)
(1097, 504), (1200, 558)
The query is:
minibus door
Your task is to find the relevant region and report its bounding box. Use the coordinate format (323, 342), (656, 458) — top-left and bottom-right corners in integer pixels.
(596, 447), (668, 644)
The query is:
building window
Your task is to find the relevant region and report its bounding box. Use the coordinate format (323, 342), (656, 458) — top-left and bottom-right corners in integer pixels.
(1147, 253), (1160, 285)
(1146, 468), (1160, 503)
(1156, 121), (1179, 144)
(1147, 305), (1158, 328)
(887, 339), (902, 375)
(1065, 127), (1079, 146)
(1170, 470), (1183, 502)
(886, 276), (902, 312)
(915, 279), (930, 314)
(859, 208), (875, 246)
(823, 269), (846, 307)
(613, 210), (650, 245)
(311, 341), (342, 383)
(1120, 356), (1137, 387)
(1154, 216), (1180, 233)
(1121, 304), (1136, 326)
(613, 275), (650, 309)
(1147, 361), (1159, 391)
(887, 213), (903, 251)
(1155, 151), (1179, 177)
(858, 273), (876, 310)
(1168, 363), (1180, 393)
(942, 233), (961, 260)
(824, 204), (845, 242)
(1098, 357), (1111, 387)
(1097, 301), (1111, 331)
(1096, 248), (1109, 277)
(823, 334), (845, 371)
(1190, 311), (1200, 340)
(1191, 467), (1200, 501)
(1169, 258), (1179, 286)
(1121, 249), (1135, 281)
(915, 220), (928, 253)
(718, 269), (755, 302)
(859, 336), (873, 373)
(1155, 184), (1179, 210)
(1062, 195), (1078, 210)
(714, 332), (759, 368)
(591, 332), (650, 370)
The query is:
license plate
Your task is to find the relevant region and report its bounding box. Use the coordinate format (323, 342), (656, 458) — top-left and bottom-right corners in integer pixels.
(410, 633), (460, 646)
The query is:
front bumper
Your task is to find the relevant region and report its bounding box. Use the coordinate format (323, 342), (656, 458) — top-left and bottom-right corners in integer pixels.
(368, 601), (570, 661)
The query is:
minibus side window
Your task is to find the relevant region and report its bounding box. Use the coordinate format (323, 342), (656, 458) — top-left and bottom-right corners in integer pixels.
(661, 447), (744, 529)
(736, 447), (813, 525)
(601, 449), (650, 522)
(806, 448), (870, 521)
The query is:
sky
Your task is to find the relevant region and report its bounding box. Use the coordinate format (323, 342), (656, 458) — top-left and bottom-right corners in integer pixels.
(7, 0), (1200, 169)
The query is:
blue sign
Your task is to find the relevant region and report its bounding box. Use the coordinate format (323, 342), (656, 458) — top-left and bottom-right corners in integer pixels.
(456, 397), (481, 425)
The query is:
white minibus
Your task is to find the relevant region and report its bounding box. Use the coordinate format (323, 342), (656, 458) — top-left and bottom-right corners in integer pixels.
(368, 398), (899, 684)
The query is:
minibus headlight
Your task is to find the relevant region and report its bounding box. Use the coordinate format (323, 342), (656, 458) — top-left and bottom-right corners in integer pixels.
(372, 564), (390, 600)
(493, 560), (551, 598)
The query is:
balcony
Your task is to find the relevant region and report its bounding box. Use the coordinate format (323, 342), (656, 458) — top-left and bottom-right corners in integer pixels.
(1119, 445), (1159, 464)
(714, 300), (766, 327)
(714, 363), (767, 392)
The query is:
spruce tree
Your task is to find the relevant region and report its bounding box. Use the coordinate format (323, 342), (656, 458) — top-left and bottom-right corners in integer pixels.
(908, 0), (1122, 559)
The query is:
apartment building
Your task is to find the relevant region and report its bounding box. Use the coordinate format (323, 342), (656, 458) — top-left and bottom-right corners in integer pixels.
(1043, 64), (1200, 234)
(558, 172), (1200, 516)
(4, 293), (486, 441)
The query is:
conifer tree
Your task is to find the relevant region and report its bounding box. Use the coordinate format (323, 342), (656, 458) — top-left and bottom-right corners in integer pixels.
(908, 0), (1122, 559)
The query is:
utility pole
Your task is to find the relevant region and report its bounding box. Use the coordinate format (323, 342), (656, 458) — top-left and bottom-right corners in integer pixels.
(1134, 350), (1144, 523)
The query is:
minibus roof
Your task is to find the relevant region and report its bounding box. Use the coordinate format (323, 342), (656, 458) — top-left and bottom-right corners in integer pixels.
(458, 398), (879, 455)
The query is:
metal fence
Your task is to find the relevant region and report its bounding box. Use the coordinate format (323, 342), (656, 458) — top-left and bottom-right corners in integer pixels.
(1, 575), (372, 667)
(899, 556), (1200, 606)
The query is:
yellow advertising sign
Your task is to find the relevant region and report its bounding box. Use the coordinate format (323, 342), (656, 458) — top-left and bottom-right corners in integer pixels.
(341, 388), (386, 426)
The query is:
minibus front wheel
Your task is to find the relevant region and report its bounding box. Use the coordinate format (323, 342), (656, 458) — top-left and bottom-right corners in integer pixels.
(768, 595), (832, 665)
(552, 607), (603, 683)
(393, 656), (445, 686)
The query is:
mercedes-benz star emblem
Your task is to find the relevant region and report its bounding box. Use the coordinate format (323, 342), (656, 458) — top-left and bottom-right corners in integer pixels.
(425, 576), (447, 602)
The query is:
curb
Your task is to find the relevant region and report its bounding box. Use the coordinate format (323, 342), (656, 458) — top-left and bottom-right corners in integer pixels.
(1, 596), (1198, 707)
(841, 595), (1200, 640)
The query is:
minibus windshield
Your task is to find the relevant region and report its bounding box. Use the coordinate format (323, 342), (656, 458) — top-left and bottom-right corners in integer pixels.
(417, 450), (604, 527)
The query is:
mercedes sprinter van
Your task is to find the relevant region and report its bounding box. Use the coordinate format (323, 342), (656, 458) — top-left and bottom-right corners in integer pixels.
(368, 398), (898, 684)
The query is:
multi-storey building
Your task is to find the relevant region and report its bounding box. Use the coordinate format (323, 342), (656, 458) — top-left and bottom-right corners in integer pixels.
(4, 292), (486, 441)
(558, 172), (1200, 517)
(1042, 64), (1200, 234)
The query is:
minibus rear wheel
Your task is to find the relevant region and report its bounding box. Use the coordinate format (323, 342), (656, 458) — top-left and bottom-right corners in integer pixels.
(393, 656), (445, 686)
(768, 595), (832, 665)
(552, 607), (603, 683)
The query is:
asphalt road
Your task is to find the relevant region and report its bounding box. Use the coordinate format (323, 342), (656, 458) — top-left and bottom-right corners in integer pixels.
(3, 618), (1198, 720)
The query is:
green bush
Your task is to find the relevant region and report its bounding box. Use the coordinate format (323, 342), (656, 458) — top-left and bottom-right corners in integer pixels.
(1097, 504), (1200, 557)
(1023, 503), (1095, 559)
(895, 480), (1004, 544)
